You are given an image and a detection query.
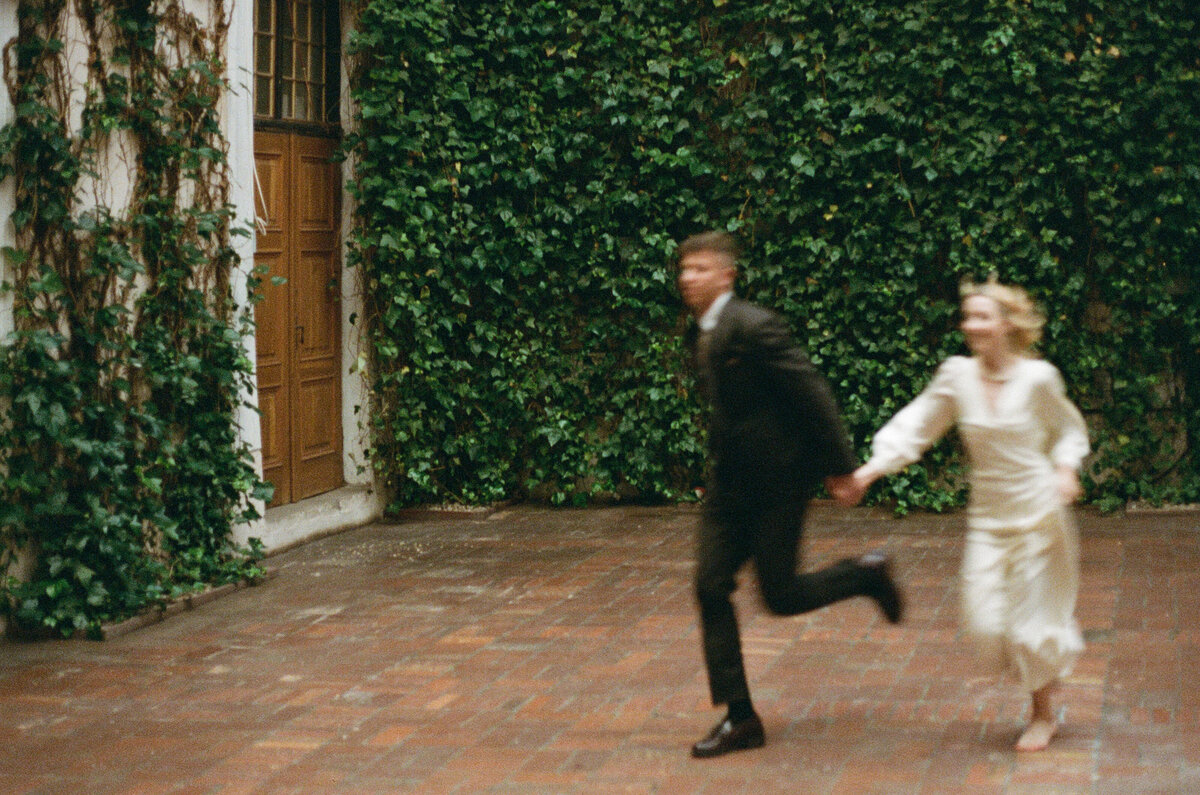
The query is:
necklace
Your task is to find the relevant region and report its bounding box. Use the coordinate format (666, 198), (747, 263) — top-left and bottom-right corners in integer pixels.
(979, 358), (1016, 383)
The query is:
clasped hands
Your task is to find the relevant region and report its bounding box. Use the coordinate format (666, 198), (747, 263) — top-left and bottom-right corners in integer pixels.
(823, 464), (883, 508)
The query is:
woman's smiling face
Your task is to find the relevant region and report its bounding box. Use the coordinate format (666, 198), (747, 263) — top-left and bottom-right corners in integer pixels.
(960, 294), (1013, 357)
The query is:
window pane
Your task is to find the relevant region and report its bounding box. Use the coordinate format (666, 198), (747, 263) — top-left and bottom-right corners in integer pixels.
(311, 43), (323, 85)
(279, 35), (294, 77)
(256, 76), (273, 116)
(298, 41), (309, 81)
(278, 1), (294, 38)
(256, 34), (273, 73)
(298, 1), (311, 41)
(255, 0), (273, 32)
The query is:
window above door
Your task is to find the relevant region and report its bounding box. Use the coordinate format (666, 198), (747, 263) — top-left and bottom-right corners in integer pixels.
(255, 0), (340, 132)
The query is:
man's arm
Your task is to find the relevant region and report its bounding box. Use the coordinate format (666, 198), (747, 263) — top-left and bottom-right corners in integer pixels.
(753, 311), (857, 476)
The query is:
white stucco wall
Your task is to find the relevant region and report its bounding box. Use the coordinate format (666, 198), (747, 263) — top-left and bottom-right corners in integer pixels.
(1, 4), (16, 342)
(337, 2), (377, 494)
(0, 2), (381, 565)
(0, 2), (22, 636)
(223, 0), (264, 482)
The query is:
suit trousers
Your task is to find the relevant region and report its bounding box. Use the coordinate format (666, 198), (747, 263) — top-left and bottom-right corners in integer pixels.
(695, 488), (870, 705)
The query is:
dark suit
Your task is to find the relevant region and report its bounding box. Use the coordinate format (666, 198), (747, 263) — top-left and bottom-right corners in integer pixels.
(687, 296), (873, 706)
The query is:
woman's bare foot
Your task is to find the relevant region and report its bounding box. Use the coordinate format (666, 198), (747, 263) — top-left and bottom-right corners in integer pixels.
(1015, 682), (1058, 751)
(1015, 717), (1057, 751)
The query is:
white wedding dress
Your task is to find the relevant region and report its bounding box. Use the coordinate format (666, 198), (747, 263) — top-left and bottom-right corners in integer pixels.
(868, 355), (1090, 691)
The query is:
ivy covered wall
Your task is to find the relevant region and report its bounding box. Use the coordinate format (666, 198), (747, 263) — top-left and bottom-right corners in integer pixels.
(0, 0), (1195, 635)
(0, 0), (268, 637)
(346, 0), (1200, 512)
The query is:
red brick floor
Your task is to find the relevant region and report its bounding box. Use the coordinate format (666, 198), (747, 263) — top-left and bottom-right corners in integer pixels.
(2, 504), (1198, 793)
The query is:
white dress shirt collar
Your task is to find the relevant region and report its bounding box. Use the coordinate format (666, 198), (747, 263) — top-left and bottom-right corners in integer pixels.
(699, 291), (733, 332)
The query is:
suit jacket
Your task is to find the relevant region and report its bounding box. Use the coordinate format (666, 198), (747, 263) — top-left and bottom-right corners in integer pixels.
(686, 297), (856, 502)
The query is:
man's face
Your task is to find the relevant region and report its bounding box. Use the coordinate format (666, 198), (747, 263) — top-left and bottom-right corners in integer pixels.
(677, 249), (735, 316)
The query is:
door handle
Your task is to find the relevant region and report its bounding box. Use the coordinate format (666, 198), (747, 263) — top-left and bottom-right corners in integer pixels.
(295, 325), (305, 345)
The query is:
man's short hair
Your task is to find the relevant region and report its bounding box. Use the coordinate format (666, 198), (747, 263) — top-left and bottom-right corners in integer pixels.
(677, 231), (739, 267)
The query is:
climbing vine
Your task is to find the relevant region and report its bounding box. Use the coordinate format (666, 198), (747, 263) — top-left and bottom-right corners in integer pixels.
(346, 0), (1200, 512)
(0, 0), (268, 637)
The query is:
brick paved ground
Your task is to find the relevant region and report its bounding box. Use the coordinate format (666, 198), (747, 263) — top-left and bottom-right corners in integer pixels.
(1, 504), (1198, 794)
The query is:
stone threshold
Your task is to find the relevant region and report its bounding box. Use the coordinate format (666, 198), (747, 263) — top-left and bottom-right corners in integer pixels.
(385, 500), (515, 522)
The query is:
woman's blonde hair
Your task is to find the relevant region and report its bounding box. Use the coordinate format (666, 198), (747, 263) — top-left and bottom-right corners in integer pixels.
(960, 273), (1045, 352)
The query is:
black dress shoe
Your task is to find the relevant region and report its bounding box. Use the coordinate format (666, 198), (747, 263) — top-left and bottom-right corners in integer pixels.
(690, 715), (765, 758)
(859, 552), (904, 624)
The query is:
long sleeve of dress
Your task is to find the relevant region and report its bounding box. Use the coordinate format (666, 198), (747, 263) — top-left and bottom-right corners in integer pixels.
(1035, 365), (1090, 470)
(868, 358), (961, 475)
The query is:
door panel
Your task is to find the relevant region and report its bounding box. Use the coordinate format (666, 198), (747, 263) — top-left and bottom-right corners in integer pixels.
(254, 132), (292, 505)
(298, 151), (335, 225)
(254, 130), (342, 506)
(290, 134), (342, 500)
(298, 377), (341, 460)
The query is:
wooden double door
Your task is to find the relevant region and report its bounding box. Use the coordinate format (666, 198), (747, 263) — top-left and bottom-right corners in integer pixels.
(254, 130), (343, 506)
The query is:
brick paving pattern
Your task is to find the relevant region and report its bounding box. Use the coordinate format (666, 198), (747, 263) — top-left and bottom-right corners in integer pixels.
(1, 504), (1198, 793)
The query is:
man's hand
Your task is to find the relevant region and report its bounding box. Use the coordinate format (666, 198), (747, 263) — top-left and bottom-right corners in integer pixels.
(825, 462), (886, 508)
(825, 473), (864, 507)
